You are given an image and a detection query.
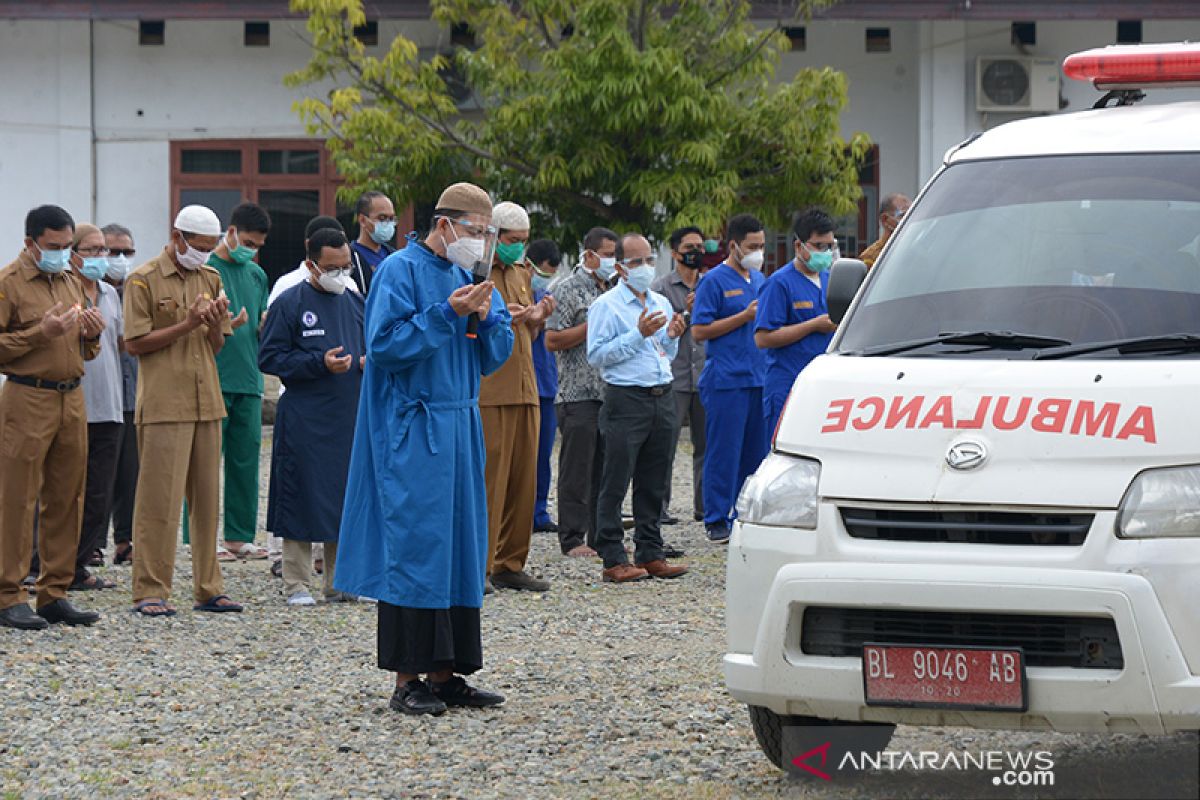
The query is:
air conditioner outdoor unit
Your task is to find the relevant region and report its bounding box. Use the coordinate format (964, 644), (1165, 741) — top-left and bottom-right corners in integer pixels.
(976, 56), (1060, 112)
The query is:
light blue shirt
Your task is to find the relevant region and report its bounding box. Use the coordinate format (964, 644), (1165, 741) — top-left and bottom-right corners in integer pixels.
(586, 281), (679, 387)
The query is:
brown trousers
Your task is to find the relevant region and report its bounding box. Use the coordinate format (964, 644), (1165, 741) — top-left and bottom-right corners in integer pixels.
(481, 404), (539, 576)
(0, 383), (87, 609)
(131, 420), (223, 604)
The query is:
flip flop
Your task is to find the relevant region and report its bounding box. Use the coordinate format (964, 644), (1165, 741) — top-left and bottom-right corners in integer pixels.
(227, 543), (269, 560)
(132, 599), (177, 617)
(193, 594), (243, 613)
(70, 575), (117, 591)
(216, 546), (238, 562)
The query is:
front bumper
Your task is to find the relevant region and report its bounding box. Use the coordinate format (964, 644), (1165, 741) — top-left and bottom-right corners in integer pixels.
(724, 555), (1200, 734)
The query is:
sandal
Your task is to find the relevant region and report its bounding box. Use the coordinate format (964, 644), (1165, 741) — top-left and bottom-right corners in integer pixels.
(70, 575), (116, 591)
(113, 543), (133, 565)
(226, 543), (269, 560)
(193, 594), (243, 613)
(132, 599), (177, 617)
(216, 546), (238, 562)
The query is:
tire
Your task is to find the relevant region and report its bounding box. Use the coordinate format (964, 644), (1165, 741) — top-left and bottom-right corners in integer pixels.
(748, 705), (896, 773)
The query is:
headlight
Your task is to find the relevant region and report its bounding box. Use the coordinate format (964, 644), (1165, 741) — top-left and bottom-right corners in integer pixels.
(735, 453), (820, 529)
(1117, 465), (1200, 538)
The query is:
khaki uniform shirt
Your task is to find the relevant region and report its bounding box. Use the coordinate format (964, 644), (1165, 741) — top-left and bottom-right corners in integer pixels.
(0, 251), (99, 381)
(859, 235), (887, 268)
(123, 247), (231, 424)
(479, 261), (537, 407)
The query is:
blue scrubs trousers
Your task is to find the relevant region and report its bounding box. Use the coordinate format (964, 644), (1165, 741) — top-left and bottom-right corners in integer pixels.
(700, 384), (767, 526)
(534, 396), (556, 527)
(763, 388), (788, 453)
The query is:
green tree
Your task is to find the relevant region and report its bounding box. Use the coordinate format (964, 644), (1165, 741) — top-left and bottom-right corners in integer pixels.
(288, 0), (869, 245)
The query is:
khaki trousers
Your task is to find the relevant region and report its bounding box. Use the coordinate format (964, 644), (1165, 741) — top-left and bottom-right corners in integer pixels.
(282, 539), (337, 598)
(0, 383), (87, 609)
(481, 404), (539, 576)
(131, 420), (223, 604)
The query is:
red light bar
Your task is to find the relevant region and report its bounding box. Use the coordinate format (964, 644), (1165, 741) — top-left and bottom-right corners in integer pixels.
(1063, 42), (1200, 89)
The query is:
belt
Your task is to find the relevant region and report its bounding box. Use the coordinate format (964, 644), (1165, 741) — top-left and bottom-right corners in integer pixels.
(607, 383), (672, 397)
(4, 374), (81, 392)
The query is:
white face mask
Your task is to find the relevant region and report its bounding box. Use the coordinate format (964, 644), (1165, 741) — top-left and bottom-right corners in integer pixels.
(106, 253), (132, 280)
(623, 264), (655, 294)
(176, 234), (212, 271)
(442, 223), (486, 269)
(738, 245), (764, 272)
(311, 263), (350, 295)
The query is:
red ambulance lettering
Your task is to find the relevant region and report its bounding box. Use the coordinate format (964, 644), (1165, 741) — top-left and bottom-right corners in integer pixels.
(992, 396), (1032, 431)
(1117, 405), (1157, 444)
(1070, 401), (1120, 438)
(853, 397), (885, 430)
(955, 395), (993, 429)
(822, 399), (854, 433)
(1031, 398), (1071, 433)
(919, 396), (955, 428)
(886, 395), (924, 428)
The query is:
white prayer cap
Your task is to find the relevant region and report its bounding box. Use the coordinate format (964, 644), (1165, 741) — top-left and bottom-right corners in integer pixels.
(174, 205), (222, 236)
(491, 201), (530, 232)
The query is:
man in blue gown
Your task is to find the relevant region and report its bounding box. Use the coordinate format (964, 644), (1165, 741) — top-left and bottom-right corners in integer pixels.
(334, 182), (515, 716)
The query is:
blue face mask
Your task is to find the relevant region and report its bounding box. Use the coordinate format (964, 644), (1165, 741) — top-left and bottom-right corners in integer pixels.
(80, 257), (109, 281)
(35, 245), (71, 274)
(532, 272), (553, 292)
(369, 219), (396, 245)
(623, 264), (655, 294)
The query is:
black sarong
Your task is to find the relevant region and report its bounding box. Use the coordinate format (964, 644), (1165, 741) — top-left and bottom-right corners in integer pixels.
(377, 602), (483, 675)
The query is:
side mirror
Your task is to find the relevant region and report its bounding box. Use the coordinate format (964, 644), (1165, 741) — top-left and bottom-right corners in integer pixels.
(827, 258), (868, 324)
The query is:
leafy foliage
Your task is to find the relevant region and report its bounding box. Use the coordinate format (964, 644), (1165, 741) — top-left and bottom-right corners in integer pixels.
(288, 0), (870, 245)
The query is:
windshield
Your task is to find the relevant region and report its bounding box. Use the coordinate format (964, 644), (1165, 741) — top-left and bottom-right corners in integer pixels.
(836, 153), (1200, 358)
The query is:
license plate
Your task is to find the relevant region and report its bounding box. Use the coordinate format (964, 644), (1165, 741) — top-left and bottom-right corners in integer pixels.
(862, 643), (1027, 711)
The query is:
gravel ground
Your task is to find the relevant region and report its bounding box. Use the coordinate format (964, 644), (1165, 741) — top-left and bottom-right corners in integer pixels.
(1, 426), (1196, 799)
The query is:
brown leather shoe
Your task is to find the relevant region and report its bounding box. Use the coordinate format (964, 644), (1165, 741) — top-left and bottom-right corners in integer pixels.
(636, 559), (689, 579)
(602, 563), (651, 583)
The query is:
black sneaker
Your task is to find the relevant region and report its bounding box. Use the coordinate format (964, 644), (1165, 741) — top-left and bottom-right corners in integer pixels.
(430, 675), (505, 708)
(706, 522), (731, 544)
(533, 520), (559, 533)
(389, 680), (447, 716)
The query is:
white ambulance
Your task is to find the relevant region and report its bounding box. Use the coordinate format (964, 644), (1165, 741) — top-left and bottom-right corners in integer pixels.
(726, 42), (1200, 770)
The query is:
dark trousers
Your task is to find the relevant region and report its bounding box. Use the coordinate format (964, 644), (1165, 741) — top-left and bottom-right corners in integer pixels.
(110, 410), (138, 545)
(534, 396), (556, 527)
(556, 400), (604, 553)
(30, 421), (121, 584)
(594, 385), (677, 569)
(662, 389), (705, 519)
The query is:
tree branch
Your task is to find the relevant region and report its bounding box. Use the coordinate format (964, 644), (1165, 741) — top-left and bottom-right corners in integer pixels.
(705, 25), (781, 90)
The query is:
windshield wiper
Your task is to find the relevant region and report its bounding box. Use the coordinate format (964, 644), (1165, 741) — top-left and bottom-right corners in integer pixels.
(1033, 333), (1200, 360)
(848, 330), (1071, 357)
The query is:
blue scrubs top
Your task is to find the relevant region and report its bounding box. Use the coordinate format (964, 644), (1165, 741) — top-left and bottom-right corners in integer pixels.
(532, 287), (558, 400)
(692, 263), (765, 389)
(755, 263), (833, 404)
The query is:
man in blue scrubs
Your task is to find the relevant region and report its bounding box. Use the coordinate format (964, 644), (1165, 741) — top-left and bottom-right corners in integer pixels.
(755, 208), (839, 448)
(691, 213), (767, 544)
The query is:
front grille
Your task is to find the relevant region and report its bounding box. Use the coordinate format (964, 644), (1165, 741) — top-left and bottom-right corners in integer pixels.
(840, 507), (1093, 546)
(801, 606), (1123, 669)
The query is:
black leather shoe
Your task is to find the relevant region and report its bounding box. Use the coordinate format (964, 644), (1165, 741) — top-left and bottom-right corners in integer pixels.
(390, 679), (447, 716)
(533, 521), (559, 533)
(37, 599), (100, 627)
(663, 542), (686, 559)
(693, 512), (705, 522)
(431, 675), (505, 708)
(490, 570), (550, 592)
(660, 514), (680, 525)
(0, 603), (48, 630)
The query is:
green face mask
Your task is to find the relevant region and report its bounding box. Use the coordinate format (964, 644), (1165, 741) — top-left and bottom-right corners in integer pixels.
(227, 230), (258, 265)
(496, 241), (525, 266)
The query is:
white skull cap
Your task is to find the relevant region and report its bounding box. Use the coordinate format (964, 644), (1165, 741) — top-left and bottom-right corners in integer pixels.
(173, 205), (222, 236)
(491, 201), (530, 232)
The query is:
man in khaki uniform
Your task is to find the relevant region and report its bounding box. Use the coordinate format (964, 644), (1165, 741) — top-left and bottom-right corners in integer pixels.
(0, 205), (105, 630)
(124, 205), (240, 617)
(857, 193), (911, 269)
(480, 202), (555, 593)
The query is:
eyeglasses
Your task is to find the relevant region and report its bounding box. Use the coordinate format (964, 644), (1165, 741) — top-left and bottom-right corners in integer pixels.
(108, 248), (136, 257)
(316, 264), (352, 276)
(75, 246), (110, 257)
(803, 241), (839, 252)
(622, 256), (655, 268)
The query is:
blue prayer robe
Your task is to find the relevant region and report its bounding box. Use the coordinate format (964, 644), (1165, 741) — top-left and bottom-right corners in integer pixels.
(333, 242), (514, 609)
